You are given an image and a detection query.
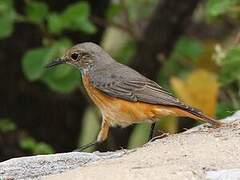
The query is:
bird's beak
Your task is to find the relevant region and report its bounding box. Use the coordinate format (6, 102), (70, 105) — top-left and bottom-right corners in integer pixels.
(45, 58), (66, 68)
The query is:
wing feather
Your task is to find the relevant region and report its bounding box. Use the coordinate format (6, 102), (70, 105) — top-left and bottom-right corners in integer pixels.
(90, 71), (181, 107)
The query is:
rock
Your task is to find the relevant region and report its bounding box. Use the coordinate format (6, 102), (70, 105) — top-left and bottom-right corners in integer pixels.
(0, 111), (240, 180)
(0, 151), (126, 179)
(206, 169), (240, 180)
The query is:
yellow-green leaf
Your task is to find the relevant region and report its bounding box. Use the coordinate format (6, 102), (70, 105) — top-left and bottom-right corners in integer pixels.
(170, 69), (219, 116)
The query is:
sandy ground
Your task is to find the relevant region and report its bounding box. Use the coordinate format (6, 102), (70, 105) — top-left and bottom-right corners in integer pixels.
(46, 112), (240, 180)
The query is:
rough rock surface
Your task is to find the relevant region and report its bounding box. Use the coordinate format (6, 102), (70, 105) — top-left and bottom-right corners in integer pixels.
(0, 111), (240, 180)
(0, 151), (126, 179)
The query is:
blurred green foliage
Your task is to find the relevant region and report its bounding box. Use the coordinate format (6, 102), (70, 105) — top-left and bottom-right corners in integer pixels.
(0, 118), (53, 154)
(0, 0), (95, 93)
(20, 137), (54, 155)
(0, 118), (16, 133)
(48, 2), (96, 34)
(157, 36), (204, 86)
(25, 1), (49, 23)
(0, 0), (16, 38)
(0, 0), (239, 152)
(22, 39), (82, 92)
(173, 37), (204, 61)
(219, 45), (240, 85)
(206, 0), (240, 19)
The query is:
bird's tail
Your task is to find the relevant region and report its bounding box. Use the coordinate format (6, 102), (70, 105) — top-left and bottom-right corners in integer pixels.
(174, 105), (222, 127)
(188, 109), (221, 127)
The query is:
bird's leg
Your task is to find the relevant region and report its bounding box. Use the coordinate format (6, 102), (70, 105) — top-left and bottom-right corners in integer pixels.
(148, 122), (156, 141)
(75, 119), (110, 152)
(97, 119), (110, 143)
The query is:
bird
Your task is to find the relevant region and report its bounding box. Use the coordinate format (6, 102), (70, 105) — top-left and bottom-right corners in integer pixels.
(46, 42), (221, 151)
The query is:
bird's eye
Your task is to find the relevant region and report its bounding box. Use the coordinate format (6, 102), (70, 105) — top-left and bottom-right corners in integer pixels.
(70, 52), (79, 61)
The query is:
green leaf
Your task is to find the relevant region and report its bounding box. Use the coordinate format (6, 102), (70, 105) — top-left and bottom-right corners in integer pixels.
(75, 18), (96, 33)
(42, 66), (81, 93)
(40, 39), (79, 93)
(22, 39), (72, 81)
(206, 0), (239, 18)
(0, 15), (14, 38)
(34, 142), (54, 154)
(25, 1), (49, 23)
(22, 47), (51, 81)
(219, 46), (240, 85)
(49, 38), (72, 57)
(47, 2), (96, 34)
(173, 36), (204, 60)
(20, 137), (37, 151)
(48, 13), (64, 34)
(0, 0), (16, 38)
(0, 118), (16, 133)
(216, 103), (236, 119)
(20, 136), (54, 154)
(61, 2), (96, 33)
(22, 39), (74, 91)
(62, 1), (89, 21)
(0, 0), (13, 14)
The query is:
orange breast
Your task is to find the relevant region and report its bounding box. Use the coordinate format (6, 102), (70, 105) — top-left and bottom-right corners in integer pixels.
(82, 74), (184, 127)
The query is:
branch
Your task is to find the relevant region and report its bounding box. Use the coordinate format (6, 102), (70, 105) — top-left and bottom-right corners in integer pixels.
(90, 16), (138, 39)
(130, 0), (201, 79)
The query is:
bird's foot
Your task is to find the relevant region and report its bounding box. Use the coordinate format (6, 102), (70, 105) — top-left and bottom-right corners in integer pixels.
(73, 141), (100, 152)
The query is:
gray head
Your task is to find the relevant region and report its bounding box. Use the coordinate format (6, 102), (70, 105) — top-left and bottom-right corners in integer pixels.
(46, 42), (115, 71)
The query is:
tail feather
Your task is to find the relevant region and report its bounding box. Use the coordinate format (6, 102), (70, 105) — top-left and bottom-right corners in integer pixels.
(180, 105), (222, 127)
(190, 110), (221, 127)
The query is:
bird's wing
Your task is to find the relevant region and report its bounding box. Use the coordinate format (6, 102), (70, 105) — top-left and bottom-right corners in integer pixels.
(89, 65), (189, 109)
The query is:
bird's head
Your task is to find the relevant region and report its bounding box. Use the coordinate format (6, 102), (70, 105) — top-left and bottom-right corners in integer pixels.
(46, 42), (114, 72)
